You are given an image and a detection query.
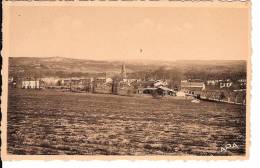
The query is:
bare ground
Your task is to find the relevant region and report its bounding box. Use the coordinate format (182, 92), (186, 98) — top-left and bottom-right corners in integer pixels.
(7, 89), (246, 155)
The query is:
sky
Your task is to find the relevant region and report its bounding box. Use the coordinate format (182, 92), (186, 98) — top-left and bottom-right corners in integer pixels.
(8, 6), (250, 61)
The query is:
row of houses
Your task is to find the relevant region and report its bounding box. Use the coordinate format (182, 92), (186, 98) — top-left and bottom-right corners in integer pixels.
(9, 76), (247, 104)
(9, 77), (111, 90)
(9, 76), (176, 97)
(180, 79), (246, 105)
(10, 77), (246, 92)
(181, 79), (246, 92)
(9, 59), (246, 104)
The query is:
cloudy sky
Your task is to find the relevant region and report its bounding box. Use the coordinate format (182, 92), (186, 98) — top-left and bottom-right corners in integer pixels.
(8, 6), (250, 61)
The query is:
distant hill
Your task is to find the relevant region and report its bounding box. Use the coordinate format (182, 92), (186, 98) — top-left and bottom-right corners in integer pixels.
(9, 57), (165, 78)
(9, 57), (247, 79)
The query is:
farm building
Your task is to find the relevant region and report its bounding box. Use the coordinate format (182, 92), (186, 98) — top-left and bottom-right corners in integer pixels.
(154, 80), (168, 87)
(138, 86), (175, 96)
(137, 80), (168, 88)
(157, 86), (176, 96)
(181, 79), (205, 95)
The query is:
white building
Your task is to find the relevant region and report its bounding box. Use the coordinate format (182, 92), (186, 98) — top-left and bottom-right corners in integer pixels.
(154, 80), (168, 87)
(95, 77), (112, 84)
(22, 80), (40, 89)
(181, 80), (205, 91)
(41, 77), (60, 86)
(220, 81), (233, 88)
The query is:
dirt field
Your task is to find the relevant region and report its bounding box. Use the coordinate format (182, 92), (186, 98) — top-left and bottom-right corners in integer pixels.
(7, 89), (246, 155)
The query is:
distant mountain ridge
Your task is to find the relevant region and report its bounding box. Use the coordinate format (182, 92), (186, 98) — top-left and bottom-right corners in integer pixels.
(9, 57), (164, 78)
(9, 57), (247, 78)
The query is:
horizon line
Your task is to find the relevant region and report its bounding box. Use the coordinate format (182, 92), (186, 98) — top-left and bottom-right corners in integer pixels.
(9, 56), (247, 62)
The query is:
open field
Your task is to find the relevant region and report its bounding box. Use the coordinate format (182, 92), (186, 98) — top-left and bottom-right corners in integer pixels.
(7, 89), (246, 155)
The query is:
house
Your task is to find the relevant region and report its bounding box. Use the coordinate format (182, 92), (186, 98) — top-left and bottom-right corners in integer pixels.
(41, 77), (60, 86)
(79, 78), (94, 85)
(71, 79), (81, 85)
(136, 79), (174, 96)
(154, 80), (168, 87)
(58, 78), (91, 86)
(137, 86), (175, 96)
(181, 79), (205, 92)
(105, 78), (113, 84)
(157, 86), (175, 96)
(220, 80), (233, 89)
(95, 77), (111, 85)
(237, 79), (246, 89)
(180, 79), (205, 97)
(238, 79), (246, 83)
(138, 87), (157, 95)
(138, 80), (157, 88)
(22, 80), (40, 89)
(60, 78), (72, 87)
(200, 90), (246, 105)
(119, 79), (140, 88)
(206, 80), (221, 86)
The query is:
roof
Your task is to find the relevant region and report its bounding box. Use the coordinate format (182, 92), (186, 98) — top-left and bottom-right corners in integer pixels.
(158, 86), (173, 92)
(141, 88), (157, 91)
(181, 82), (204, 88)
(188, 79), (204, 82)
(182, 87), (203, 91)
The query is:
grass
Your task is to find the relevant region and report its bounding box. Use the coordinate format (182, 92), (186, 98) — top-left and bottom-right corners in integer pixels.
(7, 88), (246, 155)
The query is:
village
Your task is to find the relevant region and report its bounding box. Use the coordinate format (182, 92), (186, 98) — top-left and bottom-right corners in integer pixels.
(8, 63), (247, 105)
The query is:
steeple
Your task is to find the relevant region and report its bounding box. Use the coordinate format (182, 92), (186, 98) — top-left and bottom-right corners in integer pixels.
(121, 63), (127, 79)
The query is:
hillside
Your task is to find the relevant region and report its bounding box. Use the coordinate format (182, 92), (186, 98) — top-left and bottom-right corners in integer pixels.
(8, 57), (247, 79)
(9, 57), (157, 78)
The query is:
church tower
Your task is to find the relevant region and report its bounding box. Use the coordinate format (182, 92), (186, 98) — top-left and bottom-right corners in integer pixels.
(121, 63), (127, 79)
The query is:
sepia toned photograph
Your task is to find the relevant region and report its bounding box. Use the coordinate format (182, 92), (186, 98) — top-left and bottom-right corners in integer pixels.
(2, 2), (250, 159)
